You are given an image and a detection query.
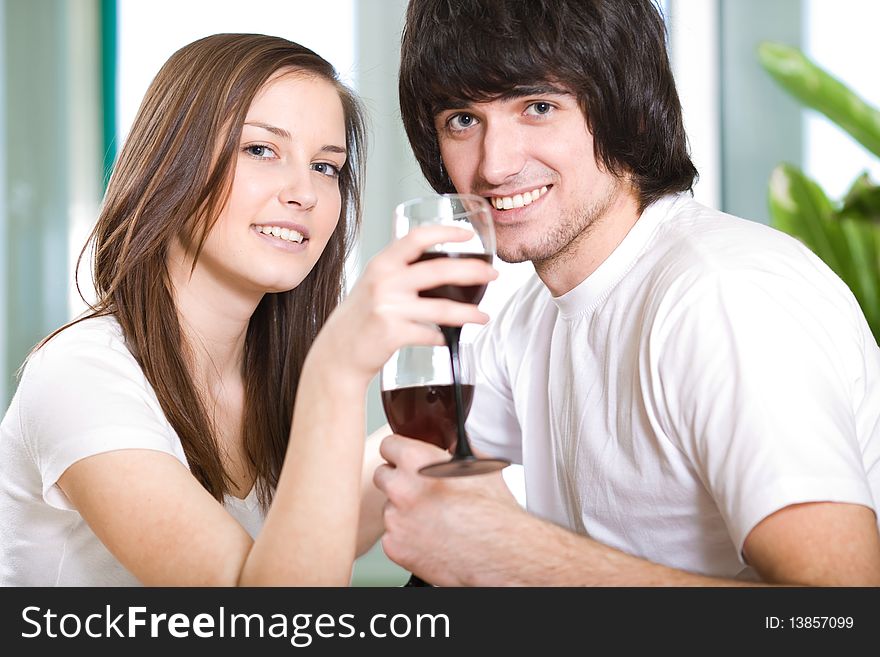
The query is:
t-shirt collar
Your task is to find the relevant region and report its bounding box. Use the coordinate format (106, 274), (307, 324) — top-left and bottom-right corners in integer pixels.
(550, 193), (684, 318)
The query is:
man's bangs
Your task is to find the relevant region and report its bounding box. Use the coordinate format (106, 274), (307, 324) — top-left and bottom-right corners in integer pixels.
(425, 56), (557, 114)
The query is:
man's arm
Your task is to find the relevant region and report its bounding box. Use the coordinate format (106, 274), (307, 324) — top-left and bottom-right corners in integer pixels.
(374, 435), (880, 586)
(743, 502), (880, 585)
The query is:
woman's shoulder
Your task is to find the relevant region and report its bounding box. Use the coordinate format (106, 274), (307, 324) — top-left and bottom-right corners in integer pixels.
(22, 314), (140, 385)
(11, 313), (174, 450)
(40, 313), (125, 349)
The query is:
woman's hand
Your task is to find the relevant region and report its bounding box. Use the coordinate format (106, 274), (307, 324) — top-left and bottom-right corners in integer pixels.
(311, 225), (497, 386)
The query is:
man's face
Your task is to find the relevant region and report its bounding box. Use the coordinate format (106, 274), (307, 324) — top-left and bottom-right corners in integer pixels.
(435, 86), (622, 265)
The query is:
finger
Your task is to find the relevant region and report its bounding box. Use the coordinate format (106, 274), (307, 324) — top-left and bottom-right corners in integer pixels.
(394, 322), (447, 348)
(379, 433), (448, 470)
(405, 256), (498, 293)
(390, 299), (489, 329)
(387, 225), (478, 263)
(378, 434), (404, 465)
(373, 462), (395, 493)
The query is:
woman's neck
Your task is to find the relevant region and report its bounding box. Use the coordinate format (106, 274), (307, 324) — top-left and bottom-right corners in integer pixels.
(166, 239), (260, 394)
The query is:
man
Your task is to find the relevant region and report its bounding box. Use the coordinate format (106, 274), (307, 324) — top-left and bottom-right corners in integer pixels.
(370, 0), (880, 585)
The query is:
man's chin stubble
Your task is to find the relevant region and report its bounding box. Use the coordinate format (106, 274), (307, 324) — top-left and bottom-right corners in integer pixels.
(500, 180), (621, 268)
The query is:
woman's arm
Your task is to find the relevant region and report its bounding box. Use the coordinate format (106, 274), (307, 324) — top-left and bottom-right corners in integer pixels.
(60, 226), (495, 586)
(357, 425), (390, 557)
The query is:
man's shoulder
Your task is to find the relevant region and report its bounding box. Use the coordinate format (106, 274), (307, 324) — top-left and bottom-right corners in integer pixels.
(664, 196), (808, 250)
(647, 196), (829, 284)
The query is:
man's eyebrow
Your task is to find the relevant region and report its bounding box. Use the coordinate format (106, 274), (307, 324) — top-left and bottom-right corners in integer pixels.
(499, 84), (572, 99)
(244, 121), (346, 156)
(434, 84), (573, 113)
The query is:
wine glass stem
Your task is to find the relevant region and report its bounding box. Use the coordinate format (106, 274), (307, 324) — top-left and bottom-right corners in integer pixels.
(440, 326), (474, 460)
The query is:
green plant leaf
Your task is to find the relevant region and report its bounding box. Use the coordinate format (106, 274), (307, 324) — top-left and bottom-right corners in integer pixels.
(837, 213), (880, 343)
(842, 172), (880, 221)
(769, 164), (880, 343)
(758, 42), (880, 159)
(768, 163), (848, 277)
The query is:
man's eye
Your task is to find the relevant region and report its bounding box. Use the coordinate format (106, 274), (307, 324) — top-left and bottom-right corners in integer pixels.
(526, 102), (554, 116)
(448, 113), (477, 131)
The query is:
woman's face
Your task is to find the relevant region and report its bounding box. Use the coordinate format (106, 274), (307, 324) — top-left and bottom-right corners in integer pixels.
(192, 70), (347, 299)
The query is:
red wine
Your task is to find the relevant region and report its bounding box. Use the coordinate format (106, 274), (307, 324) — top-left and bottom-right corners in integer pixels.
(381, 383), (475, 450)
(416, 252), (491, 304)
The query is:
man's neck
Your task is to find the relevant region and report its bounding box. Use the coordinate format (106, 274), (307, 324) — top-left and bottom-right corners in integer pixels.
(534, 186), (642, 297)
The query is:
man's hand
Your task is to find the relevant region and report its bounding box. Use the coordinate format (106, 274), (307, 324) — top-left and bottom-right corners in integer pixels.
(373, 434), (527, 586)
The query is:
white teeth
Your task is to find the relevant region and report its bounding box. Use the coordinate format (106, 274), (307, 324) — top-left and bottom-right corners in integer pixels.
(490, 185), (549, 211)
(257, 226), (305, 243)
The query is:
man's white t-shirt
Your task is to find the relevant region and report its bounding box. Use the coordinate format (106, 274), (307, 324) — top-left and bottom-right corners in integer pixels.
(0, 315), (265, 586)
(467, 194), (880, 579)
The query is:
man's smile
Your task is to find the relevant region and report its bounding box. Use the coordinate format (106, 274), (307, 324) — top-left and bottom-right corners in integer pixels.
(488, 185), (550, 210)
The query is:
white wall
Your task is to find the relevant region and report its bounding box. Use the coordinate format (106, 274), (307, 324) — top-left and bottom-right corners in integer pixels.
(804, 0), (880, 199)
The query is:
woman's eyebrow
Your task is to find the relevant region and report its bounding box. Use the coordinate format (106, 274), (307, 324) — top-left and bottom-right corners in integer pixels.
(244, 121), (345, 155)
(244, 121), (291, 140)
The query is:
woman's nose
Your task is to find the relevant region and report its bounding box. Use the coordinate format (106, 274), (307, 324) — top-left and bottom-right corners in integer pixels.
(278, 168), (317, 210)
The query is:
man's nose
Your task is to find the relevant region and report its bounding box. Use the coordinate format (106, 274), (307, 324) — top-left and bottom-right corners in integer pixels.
(477, 120), (526, 186)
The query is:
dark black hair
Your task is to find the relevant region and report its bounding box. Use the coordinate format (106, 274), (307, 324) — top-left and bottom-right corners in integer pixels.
(399, 0), (697, 210)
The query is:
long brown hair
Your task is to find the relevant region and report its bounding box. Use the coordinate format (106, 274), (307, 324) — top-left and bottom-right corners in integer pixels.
(43, 34), (366, 507)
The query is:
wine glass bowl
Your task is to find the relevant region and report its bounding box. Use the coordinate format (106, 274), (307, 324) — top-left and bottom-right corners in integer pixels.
(394, 194), (495, 255)
(396, 194), (496, 309)
(381, 345), (475, 454)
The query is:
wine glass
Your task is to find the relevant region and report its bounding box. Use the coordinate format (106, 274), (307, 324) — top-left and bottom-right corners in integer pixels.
(380, 343), (477, 586)
(382, 344), (476, 458)
(393, 194), (510, 478)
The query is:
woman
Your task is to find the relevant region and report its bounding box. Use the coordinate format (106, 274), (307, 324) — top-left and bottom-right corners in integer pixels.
(0, 33), (495, 585)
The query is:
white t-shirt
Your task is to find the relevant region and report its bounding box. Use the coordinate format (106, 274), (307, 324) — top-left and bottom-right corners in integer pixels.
(0, 315), (265, 586)
(467, 194), (880, 579)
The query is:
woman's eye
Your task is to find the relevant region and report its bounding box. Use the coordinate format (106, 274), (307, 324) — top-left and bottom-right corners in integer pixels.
(243, 144), (277, 159)
(311, 162), (340, 178)
(447, 113), (477, 131)
(526, 102), (554, 116)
